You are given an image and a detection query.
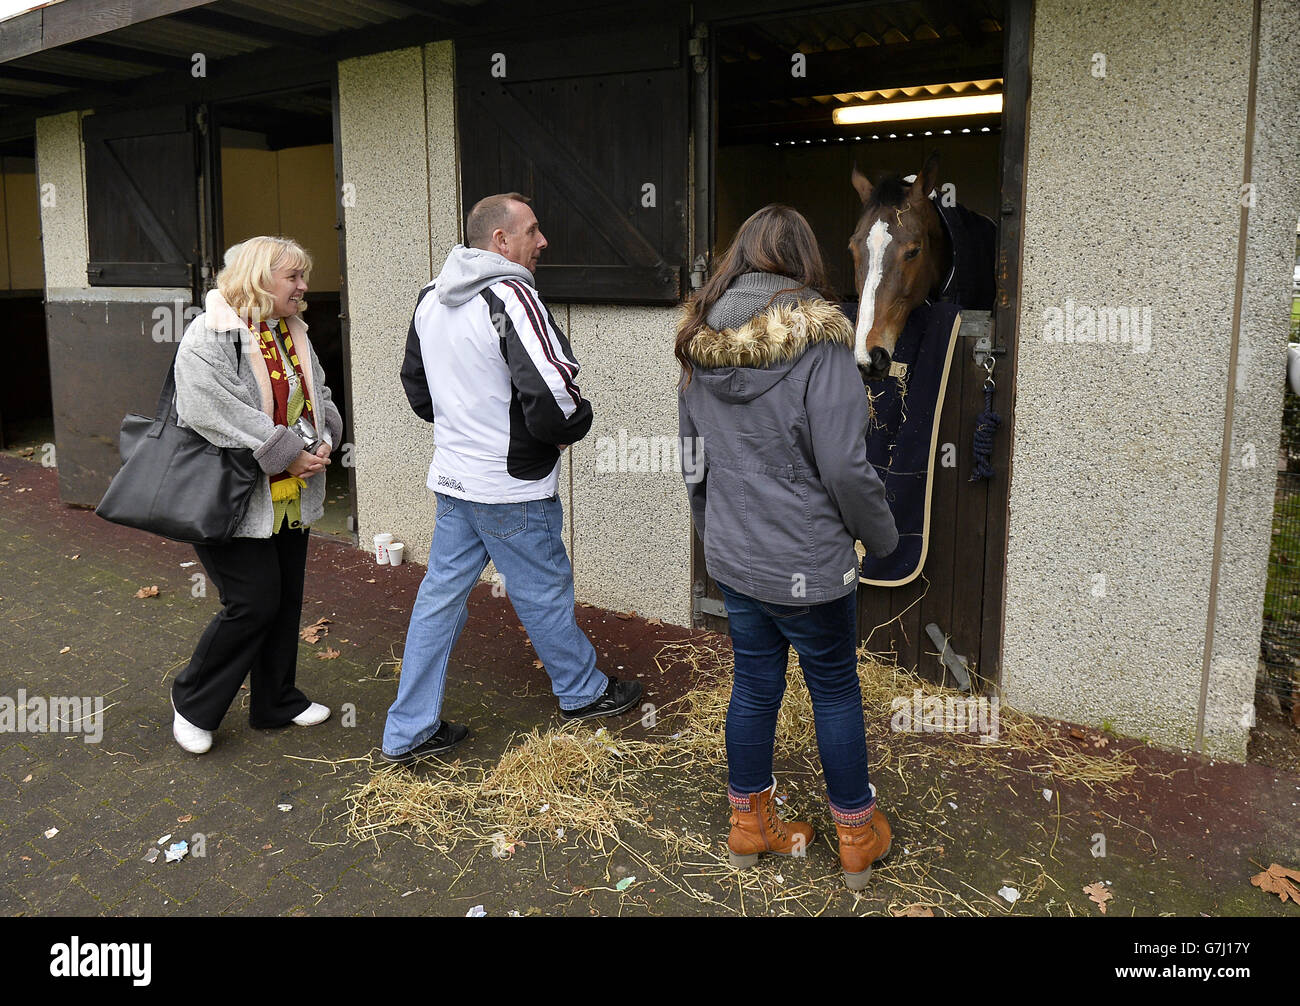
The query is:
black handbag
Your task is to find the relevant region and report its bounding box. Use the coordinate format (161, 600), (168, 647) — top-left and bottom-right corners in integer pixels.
(95, 345), (261, 545)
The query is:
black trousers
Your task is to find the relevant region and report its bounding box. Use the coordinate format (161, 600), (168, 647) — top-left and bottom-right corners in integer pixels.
(173, 520), (312, 730)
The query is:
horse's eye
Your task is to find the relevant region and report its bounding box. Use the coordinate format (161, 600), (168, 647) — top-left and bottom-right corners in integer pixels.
(904, 246), (921, 260)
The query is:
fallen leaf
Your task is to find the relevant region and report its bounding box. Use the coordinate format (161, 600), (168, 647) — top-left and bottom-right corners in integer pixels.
(261, 843), (273, 851)
(1250, 863), (1300, 903)
(1069, 727), (1086, 740)
(69, 554), (80, 561)
(891, 905), (935, 917)
(134, 585), (159, 599)
(176, 814), (193, 823)
(22, 773), (32, 783)
(1083, 881), (1113, 914)
(316, 647), (341, 660)
(43, 827), (59, 839)
(301, 617), (332, 643)
(646, 618), (663, 626)
(615, 611), (635, 620)
(59, 646), (70, 655)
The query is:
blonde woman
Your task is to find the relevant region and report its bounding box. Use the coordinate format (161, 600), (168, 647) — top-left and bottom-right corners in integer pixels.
(169, 236), (344, 754)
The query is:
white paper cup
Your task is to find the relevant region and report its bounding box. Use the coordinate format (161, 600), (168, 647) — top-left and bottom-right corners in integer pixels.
(387, 542), (405, 566)
(373, 533), (393, 564)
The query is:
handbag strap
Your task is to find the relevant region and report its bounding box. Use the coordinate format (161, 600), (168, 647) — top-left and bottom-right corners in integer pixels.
(154, 350), (181, 426)
(156, 323), (244, 426)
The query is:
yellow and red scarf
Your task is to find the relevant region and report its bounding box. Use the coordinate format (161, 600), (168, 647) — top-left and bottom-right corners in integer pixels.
(257, 319), (315, 530)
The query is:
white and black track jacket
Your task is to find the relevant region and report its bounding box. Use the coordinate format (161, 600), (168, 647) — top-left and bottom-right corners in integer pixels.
(401, 245), (593, 503)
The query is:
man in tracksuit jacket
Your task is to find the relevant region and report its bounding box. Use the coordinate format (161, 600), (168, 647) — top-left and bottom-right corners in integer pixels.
(381, 193), (642, 763)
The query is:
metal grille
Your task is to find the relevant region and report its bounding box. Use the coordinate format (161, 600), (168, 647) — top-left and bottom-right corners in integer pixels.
(1258, 303), (1300, 720)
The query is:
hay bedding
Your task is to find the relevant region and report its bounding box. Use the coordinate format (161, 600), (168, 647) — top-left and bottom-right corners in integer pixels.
(339, 638), (1140, 915)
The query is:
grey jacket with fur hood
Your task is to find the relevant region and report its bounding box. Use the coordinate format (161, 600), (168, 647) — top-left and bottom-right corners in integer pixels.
(678, 273), (898, 606)
(173, 289), (345, 539)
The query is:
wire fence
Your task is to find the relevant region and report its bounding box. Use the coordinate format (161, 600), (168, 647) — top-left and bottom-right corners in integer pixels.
(1257, 299), (1300, 720)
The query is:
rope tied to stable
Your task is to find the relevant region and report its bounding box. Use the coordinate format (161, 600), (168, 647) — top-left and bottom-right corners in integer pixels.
(970, 358), (1000, 481)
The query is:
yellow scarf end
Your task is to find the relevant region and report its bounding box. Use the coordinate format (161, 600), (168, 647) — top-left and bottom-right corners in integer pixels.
(270, 476), (307, 502)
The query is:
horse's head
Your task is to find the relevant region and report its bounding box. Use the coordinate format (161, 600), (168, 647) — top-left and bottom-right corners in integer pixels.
(849, 152), (950, 380)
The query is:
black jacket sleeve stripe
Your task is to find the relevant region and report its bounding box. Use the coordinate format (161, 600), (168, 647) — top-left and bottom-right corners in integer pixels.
(484, 286), (593, 446)
(502, 279), (581, 400)
(400, 283), (439, 423)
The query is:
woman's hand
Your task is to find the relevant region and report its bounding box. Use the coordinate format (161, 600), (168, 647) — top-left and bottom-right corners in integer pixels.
(286, 450), (327, 478)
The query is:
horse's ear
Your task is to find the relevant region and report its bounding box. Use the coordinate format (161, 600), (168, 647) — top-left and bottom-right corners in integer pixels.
(850, 165), (872, 204)
(914, 150), (941, 200)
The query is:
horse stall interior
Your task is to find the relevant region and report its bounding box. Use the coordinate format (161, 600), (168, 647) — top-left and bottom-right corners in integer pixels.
(214, 86), (355, 541)
(0, 138), (51, 453)
(692, 0), (1025, 688)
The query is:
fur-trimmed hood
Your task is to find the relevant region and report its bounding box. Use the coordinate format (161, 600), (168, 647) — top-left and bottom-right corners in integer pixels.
(682, 298), (854, 404)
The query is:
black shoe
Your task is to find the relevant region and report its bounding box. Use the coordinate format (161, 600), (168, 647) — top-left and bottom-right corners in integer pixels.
(379, 721), (470, 765)
(560, 677), (643, 722)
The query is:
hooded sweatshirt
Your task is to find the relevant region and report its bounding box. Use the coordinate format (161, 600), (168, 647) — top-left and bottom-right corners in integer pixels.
(678, 272), (898, 605)
(401, 244), (593, 503)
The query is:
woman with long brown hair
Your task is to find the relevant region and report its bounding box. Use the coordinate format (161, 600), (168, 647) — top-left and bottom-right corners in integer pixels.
(677, 204), (899, 889)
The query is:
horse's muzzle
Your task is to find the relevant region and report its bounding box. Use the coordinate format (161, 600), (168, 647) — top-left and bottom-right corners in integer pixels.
(859, 346), (892, 382)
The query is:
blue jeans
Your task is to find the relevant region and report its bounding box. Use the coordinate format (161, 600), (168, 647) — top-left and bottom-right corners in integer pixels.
(382, 492), (608, 756)
(715, 580), (873, 814)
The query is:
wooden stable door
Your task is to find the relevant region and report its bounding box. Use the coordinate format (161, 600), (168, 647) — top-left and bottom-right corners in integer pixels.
(856, 313), (1008, 687)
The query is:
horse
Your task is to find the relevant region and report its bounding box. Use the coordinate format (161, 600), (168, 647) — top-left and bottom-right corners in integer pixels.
(848, 151), (995, 380)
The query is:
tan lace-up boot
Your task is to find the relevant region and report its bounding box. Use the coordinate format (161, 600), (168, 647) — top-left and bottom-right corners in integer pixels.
(727, 777), (815, 868)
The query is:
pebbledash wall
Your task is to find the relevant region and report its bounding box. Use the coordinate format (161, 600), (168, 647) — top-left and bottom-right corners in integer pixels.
(999, 0), (1300, 758)
(336, 41), (692, 628)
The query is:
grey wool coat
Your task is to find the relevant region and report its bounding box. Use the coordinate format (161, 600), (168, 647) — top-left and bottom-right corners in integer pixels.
(173, 288), (345, 539)
(678, 278), (899, 606)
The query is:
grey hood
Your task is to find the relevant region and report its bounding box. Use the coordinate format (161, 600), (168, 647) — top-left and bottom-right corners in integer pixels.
(435, 244), (536, 307)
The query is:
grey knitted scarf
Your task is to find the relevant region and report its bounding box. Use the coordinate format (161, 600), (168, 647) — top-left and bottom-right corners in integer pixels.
(704, 271), (823, 331)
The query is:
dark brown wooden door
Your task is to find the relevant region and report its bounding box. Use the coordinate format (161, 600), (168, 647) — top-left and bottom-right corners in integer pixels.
(856, 314), (1005, 687)
(83, 106), (199, 289)
(456, 18), (689, 304)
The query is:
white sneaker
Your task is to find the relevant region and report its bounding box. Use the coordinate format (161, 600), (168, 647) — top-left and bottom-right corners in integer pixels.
(171, 698), (213, 755)
(292, 702), (331, 726)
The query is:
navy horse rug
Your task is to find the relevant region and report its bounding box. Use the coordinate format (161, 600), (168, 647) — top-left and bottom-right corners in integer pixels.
(858, 301), (963, 586)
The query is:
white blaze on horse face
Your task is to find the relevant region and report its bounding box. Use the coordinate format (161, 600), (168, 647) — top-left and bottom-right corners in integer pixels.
(855, 218), (893, 368)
